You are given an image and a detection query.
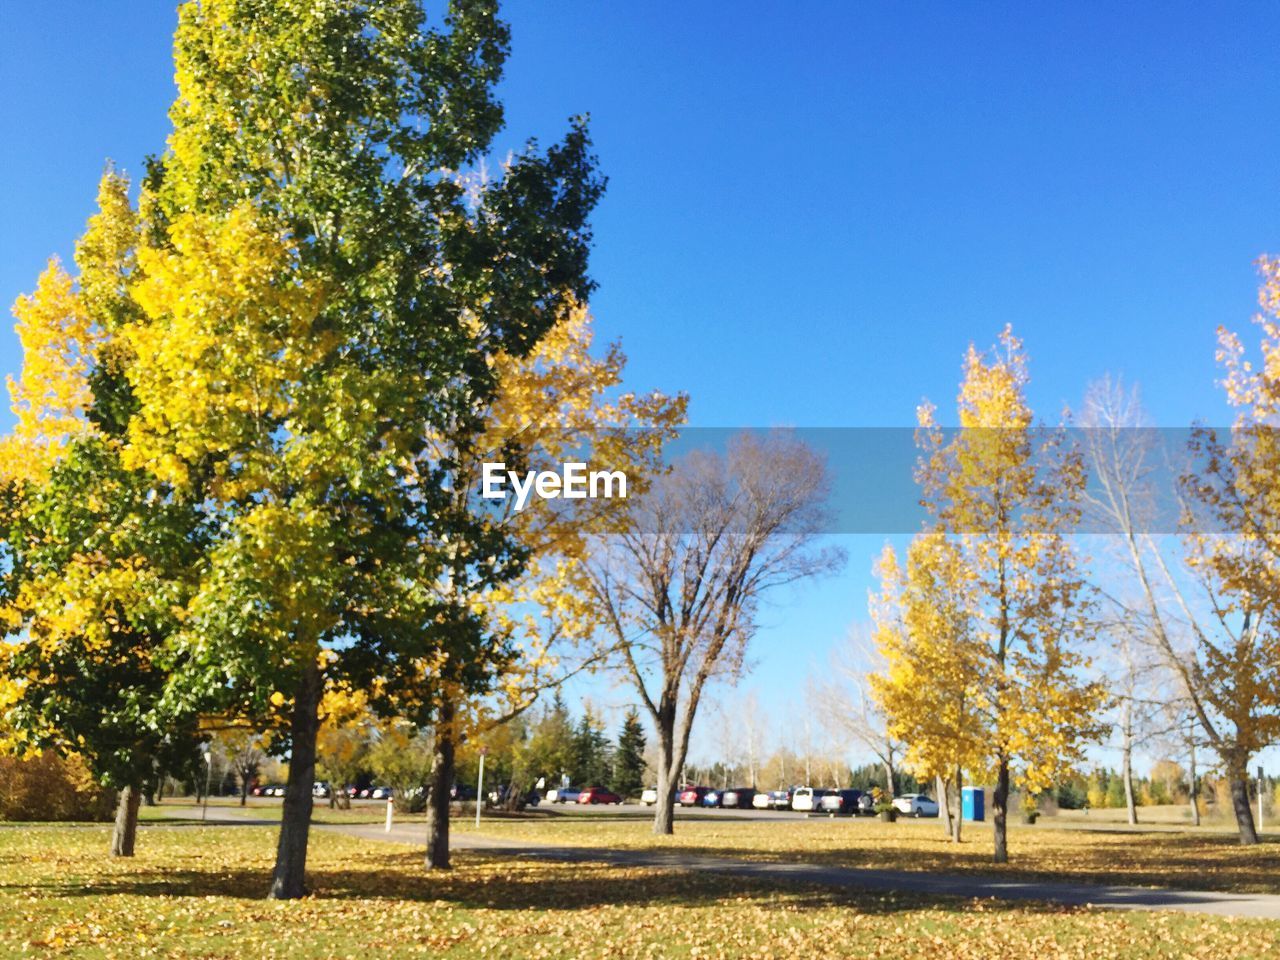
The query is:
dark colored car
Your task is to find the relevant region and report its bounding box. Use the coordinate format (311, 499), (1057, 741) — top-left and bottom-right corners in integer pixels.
(721, 787), (757, 809)
(702, 789), (723, 808)
(578, 786), (623, 805)
(819, 788), (863, 815)
(678, 786), (711, 807)
(767, 789), (794, 810)
(450, 784), (478, 802)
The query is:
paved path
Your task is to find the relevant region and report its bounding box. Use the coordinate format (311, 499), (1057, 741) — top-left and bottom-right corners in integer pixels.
(151, 804), (1280, 920)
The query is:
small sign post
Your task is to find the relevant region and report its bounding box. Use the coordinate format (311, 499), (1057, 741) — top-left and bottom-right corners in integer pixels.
(1259, 765), (1265, 833)
(385, 794), (394, 833)
(475, 746), (488, 829)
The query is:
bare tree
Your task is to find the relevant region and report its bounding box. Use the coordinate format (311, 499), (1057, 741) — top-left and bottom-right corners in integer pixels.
(825, 627), (905, 801)
(740, 689), (767, 788)
(211, 729), (267, 807)
(1081, 375), (1277, 844)
(587, 432), (843, 833)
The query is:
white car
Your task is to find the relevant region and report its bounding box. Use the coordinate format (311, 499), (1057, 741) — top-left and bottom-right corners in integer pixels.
(893, 793), (940, 817)
(790, 787), (826, 812)
(640, 787), (659, 806)
(751, 791), (771, 810)
(546, 787), (582, 804)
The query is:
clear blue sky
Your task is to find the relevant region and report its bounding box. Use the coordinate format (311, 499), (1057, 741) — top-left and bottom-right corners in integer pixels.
(3, 2), (1279, 771)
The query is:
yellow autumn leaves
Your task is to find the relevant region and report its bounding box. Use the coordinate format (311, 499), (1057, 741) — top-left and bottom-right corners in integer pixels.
(124, 206), (328, 494)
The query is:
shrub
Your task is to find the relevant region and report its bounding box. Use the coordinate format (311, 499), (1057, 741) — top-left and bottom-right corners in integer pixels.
(0, 752), (114, 821)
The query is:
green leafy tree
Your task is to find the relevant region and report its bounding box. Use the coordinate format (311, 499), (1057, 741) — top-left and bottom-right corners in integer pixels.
(612, 708), (646, 796)
(115, 0), (602, 898)
(572, 709), (611, 787)
(0, 171), (208, 858)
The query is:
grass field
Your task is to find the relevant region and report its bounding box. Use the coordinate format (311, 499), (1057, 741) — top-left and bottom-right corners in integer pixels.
(454, 812), (1280, 896)
(2, 824), (1278, 959)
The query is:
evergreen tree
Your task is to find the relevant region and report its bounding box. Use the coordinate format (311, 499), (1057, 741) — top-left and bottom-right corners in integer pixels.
(572, 709), (611, 786)
(612, 708), (646, 796)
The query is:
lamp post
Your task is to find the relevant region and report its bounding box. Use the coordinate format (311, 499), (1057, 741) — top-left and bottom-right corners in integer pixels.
(475, 747), (487, 829)
(201, 748), (213, 822)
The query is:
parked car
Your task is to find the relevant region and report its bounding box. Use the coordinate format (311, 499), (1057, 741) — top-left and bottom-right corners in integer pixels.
(893, 793), (940, 818)
(790, 787), (828, 812)
(721, 787), (757, 809)
(751, 791), (772, 810)
(578, 786), (623, 805)
(702, 789), (723, 808)
(546, 786), (582, 804)
(856, 793), (876, 816)
(819, 789), (862, 815)
(678, 786), (711, 807)
(450, 784), (477, 802)
(312, 782), (330, 799)
(640, 787), (659, 806)
(767, 789), (794, 810)
(370, 786), (392, 800)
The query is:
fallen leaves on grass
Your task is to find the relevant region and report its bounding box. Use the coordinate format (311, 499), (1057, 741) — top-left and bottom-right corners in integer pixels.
(0, 826), (1276, 958)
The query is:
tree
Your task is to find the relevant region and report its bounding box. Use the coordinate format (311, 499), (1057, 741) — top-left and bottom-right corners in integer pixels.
(869, 536), (985, 842)
(212, 728), (268, 806)
(1174, 259), (1280, 844)
(587, 431), (843, 834)
(1080, 373), (1279, 844)
(612, 708), (647, 796)
(572, 708), (612, 786)
(367, 719), (435, 806)
(914, 327), (1106, 863)
(398, 301), (679, 868)
(822, 628), (906, 802)
(112, 0), (603, 898)
(315, 686), (375, 810)
(0, 171), (207, 858)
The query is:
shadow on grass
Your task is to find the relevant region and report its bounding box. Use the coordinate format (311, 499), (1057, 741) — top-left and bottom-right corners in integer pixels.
(0, 845), (1046, 917)
(566, 834), (1280, 896)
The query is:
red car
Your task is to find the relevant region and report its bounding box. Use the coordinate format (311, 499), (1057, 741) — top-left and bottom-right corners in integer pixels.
(678, 786), (711, 807)
(577, 786), (623, 805)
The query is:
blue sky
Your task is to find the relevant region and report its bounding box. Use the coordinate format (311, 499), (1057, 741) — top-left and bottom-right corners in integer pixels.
(4, 2), (1280, 771)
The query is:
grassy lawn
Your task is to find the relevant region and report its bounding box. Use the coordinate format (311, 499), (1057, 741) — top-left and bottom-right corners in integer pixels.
(455, 812), (1280, 895)
(2, 825), (1277, 958)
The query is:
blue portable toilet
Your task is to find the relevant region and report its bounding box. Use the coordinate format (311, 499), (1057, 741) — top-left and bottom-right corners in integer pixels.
(962, 786), (985, 822)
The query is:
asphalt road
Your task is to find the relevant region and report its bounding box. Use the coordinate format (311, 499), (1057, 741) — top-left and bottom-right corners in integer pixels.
(152, 803), (1280, 920)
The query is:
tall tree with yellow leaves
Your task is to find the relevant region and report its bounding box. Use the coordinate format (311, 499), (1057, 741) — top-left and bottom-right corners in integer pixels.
(914, 327), (1105, 862)
(869, 535), (985, 842)
(111, 0), (603, 899)
(0, 170), (209, 859)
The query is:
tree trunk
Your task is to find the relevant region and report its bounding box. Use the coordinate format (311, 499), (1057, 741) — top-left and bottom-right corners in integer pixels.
(936, 774), (952, 838)
(1119, 696), (1138, 825)
(652, 725), (676, 835)
(1188, 734), (1200, 827)
(269, 659), (322, 899)
(952, 765), (963, 843)
(240, 776), (249, 807)
(992, 758), (1009, 864)
(110, 784), (141, 857)
(425, 699), (455, 870)
(1230, 768), (1259, 845)
(882, 759), (895, 799)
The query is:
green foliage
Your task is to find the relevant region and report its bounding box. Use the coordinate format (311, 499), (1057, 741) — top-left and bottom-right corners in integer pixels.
(367, 722), (434, 807)
(572, 709), (611, 787)
(611, 708), (646, 796)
